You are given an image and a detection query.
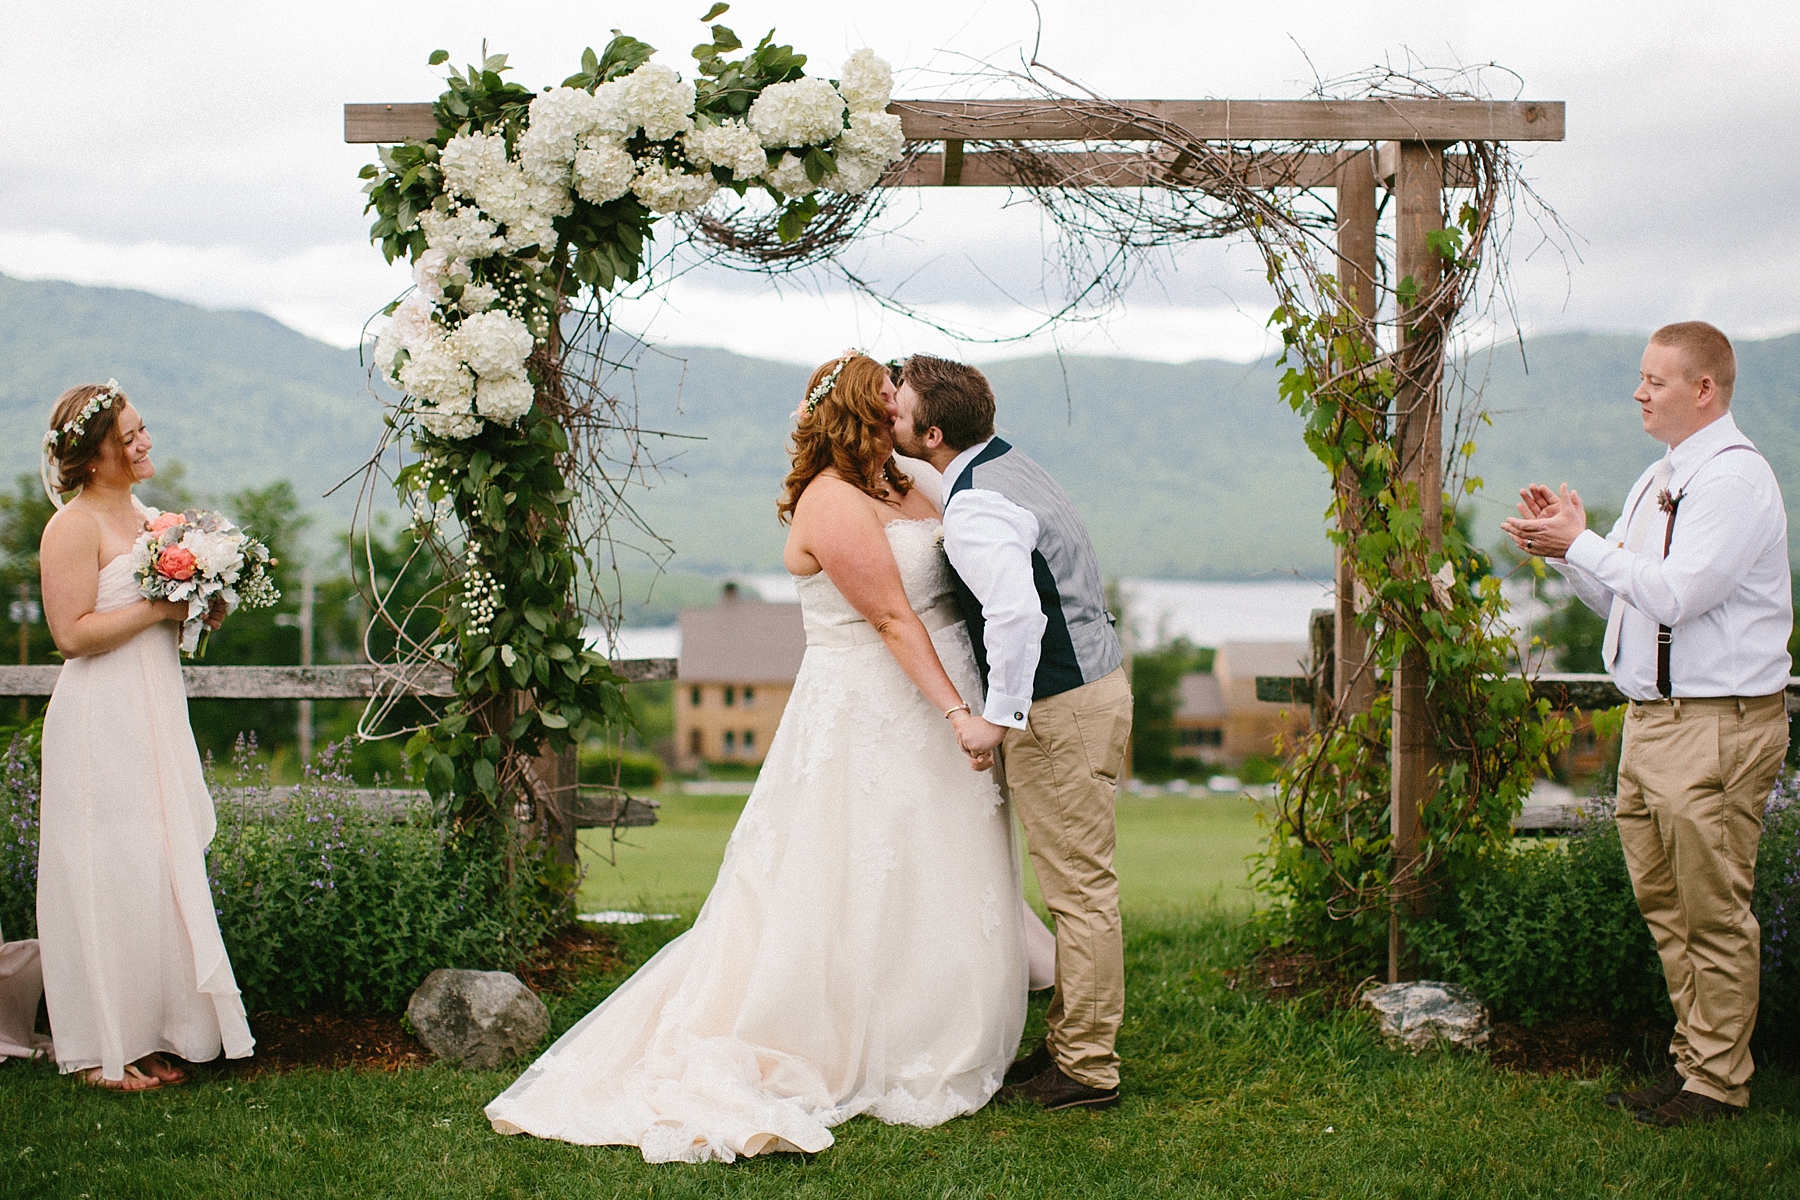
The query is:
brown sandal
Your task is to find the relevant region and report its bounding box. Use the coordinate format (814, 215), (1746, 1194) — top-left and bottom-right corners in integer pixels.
(83, 1064), (162, 1093)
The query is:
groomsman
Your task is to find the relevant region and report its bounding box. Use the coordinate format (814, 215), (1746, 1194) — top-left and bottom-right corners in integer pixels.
(1501, 321), (1790, 1127)
(890, 356), (1132, 1112)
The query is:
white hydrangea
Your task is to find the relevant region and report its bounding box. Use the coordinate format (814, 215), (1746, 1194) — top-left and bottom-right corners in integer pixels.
(474, 374), (535, 423)
(631, 161), (720, 213)
(458, 282), (500, 313)
(399, 339), (476, 410)
(439, 130), (511, 199)
(836, 49), (893, 114)
(827, 108), (906, 194)
(452, 311), (535, 379)
(619, 62), (695, 142)
(412, 248), (453, 302)
(420, 204), (504, 259)
(374, 296), (439, 382)
(522, 88), (600, 162)
(419, 405), (483, 440)
(589, 79), (636, 142)
(748, 77), (848, 147)
(573, 140), (636, 205)
(683, 119), (769, 181)
(764, 152), (815, 198)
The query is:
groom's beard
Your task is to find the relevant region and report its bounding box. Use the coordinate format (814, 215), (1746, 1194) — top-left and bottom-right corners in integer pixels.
(891, 425), (926, 458)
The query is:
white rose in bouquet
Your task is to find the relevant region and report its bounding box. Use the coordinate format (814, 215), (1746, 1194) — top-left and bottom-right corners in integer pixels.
(573, 141), (636, 205)
(749, 77), (847, 148)
(475, 374), (535, 423)
(836, 49), (894, 114)
(684, 120), (769, 182)
(619, 63), (695, 142)
(631, 161), (720, 213)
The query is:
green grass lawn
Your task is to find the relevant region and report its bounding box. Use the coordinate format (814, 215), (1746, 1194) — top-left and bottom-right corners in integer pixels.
(577, 789), (1268, 916)
(5, 909), (1797, 1198)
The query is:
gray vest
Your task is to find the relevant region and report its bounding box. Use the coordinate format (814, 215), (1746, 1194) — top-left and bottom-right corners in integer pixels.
(946, 439), (1124, 700)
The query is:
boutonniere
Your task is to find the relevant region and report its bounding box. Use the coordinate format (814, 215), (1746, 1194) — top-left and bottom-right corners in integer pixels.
(933, 526), (946, 548)
(1656, 488), (1679, 514)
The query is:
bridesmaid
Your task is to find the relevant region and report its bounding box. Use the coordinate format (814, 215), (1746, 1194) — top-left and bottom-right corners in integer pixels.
(36, 381), (251, 1091)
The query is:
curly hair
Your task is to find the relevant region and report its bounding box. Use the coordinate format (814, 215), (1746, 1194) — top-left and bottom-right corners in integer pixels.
(778, 354), (911, 525)
(45, 382), (130, 494)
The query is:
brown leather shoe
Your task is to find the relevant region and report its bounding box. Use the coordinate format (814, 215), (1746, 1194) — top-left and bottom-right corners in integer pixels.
(1003, 1040), (1054, 1087)
(995, 1063), (1120, 1111)
(1635, 1089), (1744, 1128)
(1603, 1071), (1685, 1111)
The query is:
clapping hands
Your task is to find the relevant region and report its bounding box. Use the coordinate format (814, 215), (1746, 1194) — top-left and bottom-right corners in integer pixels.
(1499, 483), (1588, 559)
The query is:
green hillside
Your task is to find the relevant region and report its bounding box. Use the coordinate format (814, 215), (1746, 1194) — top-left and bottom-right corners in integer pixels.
(3, 272), (1795, 579)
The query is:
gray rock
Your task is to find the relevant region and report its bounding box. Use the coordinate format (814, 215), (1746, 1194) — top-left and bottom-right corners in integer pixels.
(406, 969), (549, 1070)
(1360, 980), (1490, 1051)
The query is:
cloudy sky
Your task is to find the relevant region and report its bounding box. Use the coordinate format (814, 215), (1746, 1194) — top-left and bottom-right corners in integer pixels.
(4, 0), (1796, 364)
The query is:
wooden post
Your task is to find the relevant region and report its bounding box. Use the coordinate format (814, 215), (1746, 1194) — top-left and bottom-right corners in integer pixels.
(297, 566), (314, 765)
(1333, 149), (1379, 721)
(1309, 608), (1335, 731)
(1388, 140), (1446, 983)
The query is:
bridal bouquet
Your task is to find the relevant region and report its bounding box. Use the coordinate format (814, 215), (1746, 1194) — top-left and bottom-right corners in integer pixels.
(131, 509), (280, 657)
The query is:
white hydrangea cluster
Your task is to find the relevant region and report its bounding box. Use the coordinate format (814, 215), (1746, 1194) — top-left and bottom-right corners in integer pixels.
(376, 303), (536, 437)
(764, 152), (814, 198)
(419, 205), (503, 260)
(631, 160), (721, 214)
(572, 141), (635, 205)
(430, 129), (570, 258)
(683, 119), (769, 181)
(828, 108), (906, 195)
(617, 63), (696, 141)
(453, 311), (537, 423)
(748, 76), (847, 148)
(836, 48), (894, 114)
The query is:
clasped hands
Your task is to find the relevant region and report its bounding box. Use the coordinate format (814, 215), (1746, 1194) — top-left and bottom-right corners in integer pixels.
(950, 709), (1006, 772)
(153, 595), (229, 631)
(1499, 482), (1588, 559)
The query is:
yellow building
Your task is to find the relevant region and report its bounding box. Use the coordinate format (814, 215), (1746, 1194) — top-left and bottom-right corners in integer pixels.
(674, 583), (807, 770)
(1172, 640), (1311, 765)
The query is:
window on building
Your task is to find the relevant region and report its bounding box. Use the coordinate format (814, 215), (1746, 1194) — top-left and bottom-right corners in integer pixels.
(1178, 727), (1223, 747)
(743, 729), (755, 751)
(724, 686), (736, 707)
(724, 730), (736, 754)
(689, 729), (702, 756)
(743, 686), (755, 707)
(690, 686), (701, 707)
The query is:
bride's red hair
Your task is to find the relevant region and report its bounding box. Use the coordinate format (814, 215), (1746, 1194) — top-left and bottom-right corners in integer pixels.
(778, 355), (911, 525)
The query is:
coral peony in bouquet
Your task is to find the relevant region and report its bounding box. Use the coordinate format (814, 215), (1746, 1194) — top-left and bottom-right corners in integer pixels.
(131, 508), (280, 657)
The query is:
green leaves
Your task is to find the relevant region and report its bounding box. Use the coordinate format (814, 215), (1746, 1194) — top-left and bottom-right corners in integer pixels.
(777, 193), (820, 242)
(700, 2), (730, 20)
(429, 49), (449, 66)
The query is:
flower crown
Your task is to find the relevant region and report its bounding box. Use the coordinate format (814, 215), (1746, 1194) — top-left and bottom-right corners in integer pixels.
(803, 350), (862, 416)
(42, 379), (123, 452)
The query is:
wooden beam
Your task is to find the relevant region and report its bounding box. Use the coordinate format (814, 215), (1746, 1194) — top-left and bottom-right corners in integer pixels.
(0, 659), (678, 698)
(1388, 140), (1447, 985)
(345, 98), (1565, 146)
(1333, 149), (1379, 724)
(884, 148), (1377, 189)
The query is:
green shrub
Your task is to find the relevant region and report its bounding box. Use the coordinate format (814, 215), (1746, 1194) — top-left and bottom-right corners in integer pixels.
(578, 745), (663, 789)
(1410, 777), (1800, 1035)
(207, 741), (552, 1014)
(0, 723), (42, 941)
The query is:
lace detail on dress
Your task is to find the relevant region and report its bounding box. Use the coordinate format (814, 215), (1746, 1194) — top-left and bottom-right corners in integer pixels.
(980, 884), (1002, 940)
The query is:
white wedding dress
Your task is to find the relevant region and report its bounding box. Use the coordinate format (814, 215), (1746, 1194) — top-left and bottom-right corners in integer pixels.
(36, 501), (255, 1080)
(486, 518), (1041, 1162)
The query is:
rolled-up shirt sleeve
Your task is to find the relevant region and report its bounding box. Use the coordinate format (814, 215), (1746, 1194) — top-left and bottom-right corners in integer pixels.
(942, 488), (1045, 728)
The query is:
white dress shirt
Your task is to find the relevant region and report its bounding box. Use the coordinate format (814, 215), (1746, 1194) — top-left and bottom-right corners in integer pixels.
(940, 440), (1047, 728)
(1554, 412), (1792, 701)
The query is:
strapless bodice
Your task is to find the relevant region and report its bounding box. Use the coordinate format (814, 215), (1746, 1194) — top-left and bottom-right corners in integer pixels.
(95, 554), (141, 614)
(792, 520), (957, 641)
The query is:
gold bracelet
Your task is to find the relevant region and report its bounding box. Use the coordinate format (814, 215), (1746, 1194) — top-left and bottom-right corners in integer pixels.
(944, 703), (971, 720)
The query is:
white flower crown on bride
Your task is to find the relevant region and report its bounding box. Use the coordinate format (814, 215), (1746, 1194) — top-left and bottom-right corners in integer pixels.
(802, 350), (862, 417)
(42, 379), (123, 451)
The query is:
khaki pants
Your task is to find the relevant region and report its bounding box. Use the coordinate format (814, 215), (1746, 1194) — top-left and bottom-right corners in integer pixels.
(1616, 692), (1788, 1108)
(995, 666), (1133, 1090)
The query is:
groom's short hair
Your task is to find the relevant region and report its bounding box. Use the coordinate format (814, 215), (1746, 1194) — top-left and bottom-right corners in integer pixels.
(902, 355), (995, 451)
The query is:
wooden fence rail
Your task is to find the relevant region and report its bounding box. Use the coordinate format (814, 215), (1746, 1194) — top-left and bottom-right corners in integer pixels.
(1255, 671), (1800, 712)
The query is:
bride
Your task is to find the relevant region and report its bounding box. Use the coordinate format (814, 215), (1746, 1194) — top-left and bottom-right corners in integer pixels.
(486, 352), (1052, 1162)
(36, 381), (254, 1090)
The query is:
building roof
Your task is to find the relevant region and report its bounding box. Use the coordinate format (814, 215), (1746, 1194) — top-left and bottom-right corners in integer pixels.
(1215, 640), (1309, 683)
(1174, 672), (1225, 722)
(678, 586), (807, 682)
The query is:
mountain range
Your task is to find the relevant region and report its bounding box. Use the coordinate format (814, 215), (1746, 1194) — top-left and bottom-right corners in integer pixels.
(4, 271), (1797, 585)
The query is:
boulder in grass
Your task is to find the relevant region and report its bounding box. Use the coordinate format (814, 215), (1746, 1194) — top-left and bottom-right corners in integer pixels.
(1361, 980), (1491, 1051)
(406, 969), (549, 1070)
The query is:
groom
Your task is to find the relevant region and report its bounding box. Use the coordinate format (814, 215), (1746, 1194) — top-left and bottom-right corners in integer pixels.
(892, 355), (1133, 1111)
